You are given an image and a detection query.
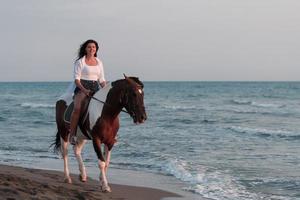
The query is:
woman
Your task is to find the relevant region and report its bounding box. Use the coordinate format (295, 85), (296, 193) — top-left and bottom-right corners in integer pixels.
(69, 39), (106, 144)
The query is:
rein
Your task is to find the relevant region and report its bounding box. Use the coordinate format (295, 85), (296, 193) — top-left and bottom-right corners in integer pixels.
(89, 95), (129, 114)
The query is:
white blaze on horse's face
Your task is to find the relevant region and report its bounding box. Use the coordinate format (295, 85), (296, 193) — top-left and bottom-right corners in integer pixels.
(125, 85), (146, 124)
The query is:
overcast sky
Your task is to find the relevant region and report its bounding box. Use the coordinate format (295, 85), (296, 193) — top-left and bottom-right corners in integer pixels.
(0, 0), (299, 81)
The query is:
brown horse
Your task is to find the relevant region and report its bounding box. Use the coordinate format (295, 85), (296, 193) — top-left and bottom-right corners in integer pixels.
(53, 75), (147, 192)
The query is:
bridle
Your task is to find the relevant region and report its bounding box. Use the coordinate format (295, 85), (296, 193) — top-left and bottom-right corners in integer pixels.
(88, 77), (143, 115)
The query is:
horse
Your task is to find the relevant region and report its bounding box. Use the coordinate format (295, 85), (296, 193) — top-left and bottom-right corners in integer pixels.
(53, 75), (147, 192)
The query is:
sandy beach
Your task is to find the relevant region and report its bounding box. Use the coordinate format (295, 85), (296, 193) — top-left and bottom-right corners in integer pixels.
(0, 164), (181, 200)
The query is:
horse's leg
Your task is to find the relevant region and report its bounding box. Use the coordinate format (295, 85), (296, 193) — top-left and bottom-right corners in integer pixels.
(104, 145), (111, 173)
(98, 159), (111, 192)
(73, 138), (87, 182)
(93, 138), (111, 192)
(61, 137), (72, 183)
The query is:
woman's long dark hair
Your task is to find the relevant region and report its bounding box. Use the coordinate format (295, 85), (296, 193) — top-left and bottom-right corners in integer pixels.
(77, 39), (99, 60)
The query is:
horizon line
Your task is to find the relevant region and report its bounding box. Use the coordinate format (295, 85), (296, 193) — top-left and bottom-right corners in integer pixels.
(1, 80), (300, 83)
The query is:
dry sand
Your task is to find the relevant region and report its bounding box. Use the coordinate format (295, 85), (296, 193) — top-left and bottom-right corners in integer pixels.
(0, 164), (181, 200)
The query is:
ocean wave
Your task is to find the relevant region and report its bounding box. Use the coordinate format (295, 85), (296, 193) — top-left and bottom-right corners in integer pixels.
(251, 102), (285, 108)
(249, 178), (300, 199)
(231, 99), (252, 105)
(37, 155), (60, 159)
(32, 120), (55, 125)
(172, 118), (197, 124)
(0, 145), (49, 153)
(231, 99), (285, 108)
(161, 105), (198, 111)
(201, 119), (217, 124)
(0, 146), (19, 151)
(187, 93), (204, 98)
(111, 161), (155, 171)
(228, 126), (300, 140)
(230, 108), (262, 114)
(225, 107), (273, 115)
(251, 178), (300, 190)
(162, 159), (259, 200)
(20, 103), (54, 109)
(230, 108), (295, 118)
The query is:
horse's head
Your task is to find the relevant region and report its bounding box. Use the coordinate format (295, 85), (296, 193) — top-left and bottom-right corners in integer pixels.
(121, 74), (147, 124)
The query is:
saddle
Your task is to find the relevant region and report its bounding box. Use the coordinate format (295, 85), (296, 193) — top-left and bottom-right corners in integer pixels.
(61, 84), (112, 140)
(64, 102), (74, 124)
(64, 97), (91, 125)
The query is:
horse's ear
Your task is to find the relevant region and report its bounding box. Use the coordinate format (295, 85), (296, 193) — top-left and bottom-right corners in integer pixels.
(124, 74), (143, 88)
(124, 74), (135, 85)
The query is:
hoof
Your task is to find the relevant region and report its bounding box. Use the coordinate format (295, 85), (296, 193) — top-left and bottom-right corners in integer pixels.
(101, 185), (112, 193)
(64, 177), (72, 184)
(79, 174), (87, 182)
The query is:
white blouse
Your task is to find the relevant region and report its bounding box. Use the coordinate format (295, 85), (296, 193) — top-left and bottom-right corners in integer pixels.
(73, 56), (105, 83)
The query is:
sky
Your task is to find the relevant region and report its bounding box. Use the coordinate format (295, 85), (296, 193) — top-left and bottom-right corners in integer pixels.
(0, 0), (299, 81)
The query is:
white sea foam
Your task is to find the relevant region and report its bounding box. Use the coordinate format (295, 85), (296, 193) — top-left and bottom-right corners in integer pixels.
(228, 126), (294, 137)
(251, 101), (284, 108)
(162, 159), (259, 200)
(231, 99), (252, 105)
(162, 104), (198, 110)
(21, 102), (54, 108)
(232, 99), (284, 108)
(230, 108), (260, 114)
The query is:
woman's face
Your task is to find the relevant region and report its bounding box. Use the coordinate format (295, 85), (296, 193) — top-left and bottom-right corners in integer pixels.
(85, 42), (97, 56)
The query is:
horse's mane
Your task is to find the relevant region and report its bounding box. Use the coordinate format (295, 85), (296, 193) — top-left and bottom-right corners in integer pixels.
(112, 77), (144, 88)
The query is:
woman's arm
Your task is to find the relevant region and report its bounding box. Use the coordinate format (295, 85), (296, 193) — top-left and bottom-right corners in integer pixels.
(97, 59), (106, 88)
(74, 59), (90, 95)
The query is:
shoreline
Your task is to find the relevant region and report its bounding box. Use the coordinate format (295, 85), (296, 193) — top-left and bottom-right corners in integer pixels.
(0, 155), (205, 200)
(0, 164), (182, 200)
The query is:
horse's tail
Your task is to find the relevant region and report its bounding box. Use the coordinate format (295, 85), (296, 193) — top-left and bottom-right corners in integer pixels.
(50, 130), (61, 154)
(50, 100), (67, 154)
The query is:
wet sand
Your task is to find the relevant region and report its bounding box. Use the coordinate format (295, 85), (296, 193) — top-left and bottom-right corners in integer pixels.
(0, 164), (181, 200)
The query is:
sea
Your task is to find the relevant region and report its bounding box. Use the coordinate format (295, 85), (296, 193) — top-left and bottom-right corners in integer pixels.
(0, 81), (300, 200)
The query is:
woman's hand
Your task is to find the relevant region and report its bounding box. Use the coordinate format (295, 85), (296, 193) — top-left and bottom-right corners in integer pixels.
(100, 81), (106, 88)
(83, 89), (91, 96)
